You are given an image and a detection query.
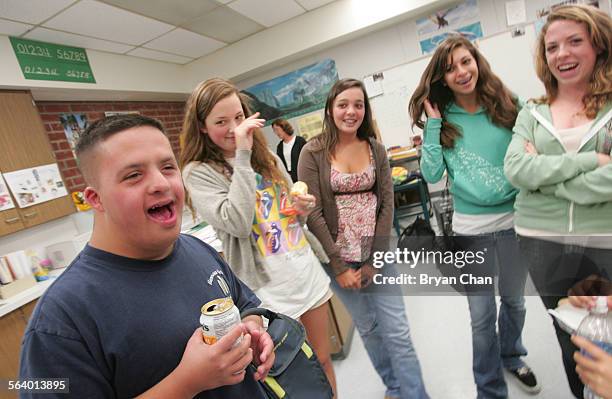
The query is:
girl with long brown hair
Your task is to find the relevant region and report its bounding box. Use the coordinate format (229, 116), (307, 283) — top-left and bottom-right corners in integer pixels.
(180, 78), (337, 397)
(504, 5), (612, 398)
(299, 78), (429, 399)
(408, 35), (539, 398)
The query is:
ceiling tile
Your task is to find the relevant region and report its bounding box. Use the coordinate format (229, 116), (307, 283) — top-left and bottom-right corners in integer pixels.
(295, 0), (336, 11)
(0, 0), (75, 24)
(127, 47), (193, 64)
(0, 18), (32, 36)
(144, 28), (225, 58)
(228, 0), (305, 27)
(182, 6), (263, 43)
(98, 0), (218, 26)
(43, 0), (174, 45)
(25, 27), (134, 54)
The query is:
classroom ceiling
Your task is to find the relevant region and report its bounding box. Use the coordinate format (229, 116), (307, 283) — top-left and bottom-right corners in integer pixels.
(0, 0), (338, 64)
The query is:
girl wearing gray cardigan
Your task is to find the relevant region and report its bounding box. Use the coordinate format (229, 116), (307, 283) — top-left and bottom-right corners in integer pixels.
(180, 78), (337, 397)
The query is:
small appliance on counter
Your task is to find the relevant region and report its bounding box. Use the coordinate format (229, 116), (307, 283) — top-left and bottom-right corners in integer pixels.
(45, 241), (78, 269)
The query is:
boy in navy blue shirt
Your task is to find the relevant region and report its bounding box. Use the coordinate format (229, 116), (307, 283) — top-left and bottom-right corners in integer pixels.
(19, 115), (273, 398)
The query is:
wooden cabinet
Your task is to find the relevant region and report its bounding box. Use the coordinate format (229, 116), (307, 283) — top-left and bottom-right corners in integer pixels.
(0, 91), (74, 237)
(0, 299), (38, 399)
(0, 208), (25, 237)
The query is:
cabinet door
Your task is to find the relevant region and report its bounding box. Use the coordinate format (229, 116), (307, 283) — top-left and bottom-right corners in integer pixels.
(0, 208), (25, 236)
(0, 301), (37, 399)
(0, 309), (27, 380)
(20, 299), (38, 321)
(0, 92), (56, 169)
(0, 91), (74, 234)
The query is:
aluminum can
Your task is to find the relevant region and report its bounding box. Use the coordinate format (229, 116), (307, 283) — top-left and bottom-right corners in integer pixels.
(200, 297), (241, 345)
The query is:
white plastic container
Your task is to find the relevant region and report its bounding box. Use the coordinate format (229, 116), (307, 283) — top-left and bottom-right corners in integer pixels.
(45, 241), (77, 269)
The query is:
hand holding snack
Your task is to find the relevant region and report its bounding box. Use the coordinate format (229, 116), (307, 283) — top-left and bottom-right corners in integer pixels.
(280, 181), (314, 216)
(290, 181), (308, 196)
(290, 182), (316, 216)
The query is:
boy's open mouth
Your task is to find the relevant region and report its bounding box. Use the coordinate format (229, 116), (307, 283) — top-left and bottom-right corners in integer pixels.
(147, 200), (176, 223)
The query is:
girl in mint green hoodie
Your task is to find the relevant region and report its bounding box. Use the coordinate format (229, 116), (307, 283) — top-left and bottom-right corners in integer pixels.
(409, 35), (539, 399)
(503, 5), (612, 398)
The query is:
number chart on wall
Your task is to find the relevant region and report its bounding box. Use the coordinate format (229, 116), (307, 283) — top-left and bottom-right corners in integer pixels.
(9, 37), (96, 83)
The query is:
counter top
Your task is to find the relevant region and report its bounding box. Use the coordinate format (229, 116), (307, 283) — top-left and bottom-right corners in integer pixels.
(0, 268), (66, 318)
(0, 225), (220, 319)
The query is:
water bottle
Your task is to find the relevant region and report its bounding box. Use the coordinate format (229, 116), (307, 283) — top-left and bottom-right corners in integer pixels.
(576, 296), (612, 399)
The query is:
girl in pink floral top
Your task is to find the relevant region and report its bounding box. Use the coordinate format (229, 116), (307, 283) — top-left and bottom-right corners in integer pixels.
(298, 78), (429, 399)
(331, 153), (377, 262)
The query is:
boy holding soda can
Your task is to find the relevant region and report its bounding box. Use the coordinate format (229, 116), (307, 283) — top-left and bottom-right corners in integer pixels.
(19, 115), (274, 398)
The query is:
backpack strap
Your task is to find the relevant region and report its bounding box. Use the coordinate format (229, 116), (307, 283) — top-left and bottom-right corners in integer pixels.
(241, 307), (279, 321)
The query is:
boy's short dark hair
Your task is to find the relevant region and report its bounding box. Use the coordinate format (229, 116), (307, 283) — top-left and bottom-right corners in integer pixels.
(75, 114), (165, 158)
(75, 114), (166, 184)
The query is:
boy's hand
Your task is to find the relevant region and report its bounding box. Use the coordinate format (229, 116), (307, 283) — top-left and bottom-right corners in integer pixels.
(176, 324), (253, 396)
(235, 112), (265, 151)
(242, 320), (275, 381)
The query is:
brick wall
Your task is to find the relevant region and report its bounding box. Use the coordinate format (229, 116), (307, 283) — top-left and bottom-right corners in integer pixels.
(36, 101), (185, 193)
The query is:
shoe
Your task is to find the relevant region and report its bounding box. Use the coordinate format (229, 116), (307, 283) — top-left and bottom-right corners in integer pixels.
(507, 365), (541, 394)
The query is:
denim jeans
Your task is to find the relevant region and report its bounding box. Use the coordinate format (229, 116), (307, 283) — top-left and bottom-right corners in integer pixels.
(454, 228), (528, 399)
(324, 262), (429, 399)
(518, 236), (612, 398)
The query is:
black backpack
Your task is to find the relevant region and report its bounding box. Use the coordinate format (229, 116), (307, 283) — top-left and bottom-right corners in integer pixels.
(397, 216), (440, 252)
(241, 308), (333, 399)
(397, 217), (463, 294)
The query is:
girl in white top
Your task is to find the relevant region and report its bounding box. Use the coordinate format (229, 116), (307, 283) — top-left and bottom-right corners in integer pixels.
(179, 78), (337, 397)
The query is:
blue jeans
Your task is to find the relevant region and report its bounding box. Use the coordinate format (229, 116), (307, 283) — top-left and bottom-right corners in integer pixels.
(325, 263), (429, 399)
(454, 229), (528, 399)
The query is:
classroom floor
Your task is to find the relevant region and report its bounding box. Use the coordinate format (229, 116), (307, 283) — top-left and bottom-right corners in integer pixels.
(332, 214), (575, 398)
(332, 294), (574, 398)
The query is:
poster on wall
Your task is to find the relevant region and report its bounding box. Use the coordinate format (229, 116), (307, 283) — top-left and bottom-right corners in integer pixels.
(59, 113), (88, 155)
(3, 164), (68, 208)
(242, 59), (338, 124)
(0, 174), (16, 211)
(416, 0), (483, 54)
(535, 0), (600, 33)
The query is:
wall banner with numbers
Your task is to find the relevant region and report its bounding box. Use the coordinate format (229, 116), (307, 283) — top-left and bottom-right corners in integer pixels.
(9, 37), (96, 84)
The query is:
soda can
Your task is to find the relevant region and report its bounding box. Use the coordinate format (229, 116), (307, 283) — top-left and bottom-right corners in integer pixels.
(200, 297), (241, 345)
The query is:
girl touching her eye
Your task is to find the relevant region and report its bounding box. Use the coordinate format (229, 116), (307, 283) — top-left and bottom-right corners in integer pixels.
(180, 78), (337, 397)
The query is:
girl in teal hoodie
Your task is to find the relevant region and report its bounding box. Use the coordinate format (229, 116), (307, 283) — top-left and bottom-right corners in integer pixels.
(409, 35), (539, 398)
(504, 5), (612, 398)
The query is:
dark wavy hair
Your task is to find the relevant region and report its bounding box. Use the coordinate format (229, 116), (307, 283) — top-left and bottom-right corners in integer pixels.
(408, 35), (519, 148)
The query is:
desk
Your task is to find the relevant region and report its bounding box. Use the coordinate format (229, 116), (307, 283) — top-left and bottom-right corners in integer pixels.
(393, 178), (430, 236)
(389, 153), (420, 167)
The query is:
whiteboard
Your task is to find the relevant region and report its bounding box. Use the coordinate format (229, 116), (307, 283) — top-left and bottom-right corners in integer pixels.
(370, 23), (545, 147)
